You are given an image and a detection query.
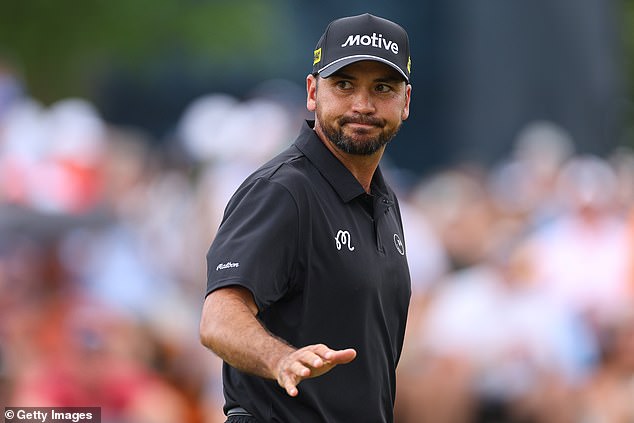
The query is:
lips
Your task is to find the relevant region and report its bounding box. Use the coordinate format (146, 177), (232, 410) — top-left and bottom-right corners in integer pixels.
(339, 115), (384, 128)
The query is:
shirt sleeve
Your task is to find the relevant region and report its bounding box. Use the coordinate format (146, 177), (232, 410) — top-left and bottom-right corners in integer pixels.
(205, 177), (298, 311)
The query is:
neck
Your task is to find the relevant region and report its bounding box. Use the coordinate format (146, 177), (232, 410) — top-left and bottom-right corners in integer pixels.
(315, 129), (383, 194)
(344, 156), (381, 194)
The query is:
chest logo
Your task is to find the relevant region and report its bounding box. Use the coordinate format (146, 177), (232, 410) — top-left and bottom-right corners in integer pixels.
(335, 230), (355, 251)
(393, 234), (405, 255)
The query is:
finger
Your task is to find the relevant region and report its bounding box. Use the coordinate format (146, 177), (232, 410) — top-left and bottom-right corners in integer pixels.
(288, 360), (311, 378)
(282, 376), (299, 397)
(277, 363), (302, 397)
(325, 348), (357, 364)
(276, 345), (357, 397)
(307, 343), (333, 358)
(291, 349), (325, 369)
(306, 344), (349, 365)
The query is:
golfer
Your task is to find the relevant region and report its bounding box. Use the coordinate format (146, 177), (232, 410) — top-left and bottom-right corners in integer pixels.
(200, 13), (413, 423)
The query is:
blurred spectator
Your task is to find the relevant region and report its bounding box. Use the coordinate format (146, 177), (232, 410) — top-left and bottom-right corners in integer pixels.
(177, 93), (298, 236)
(579, 308), (634, 422)
(608, 146), (634, 211)
(8, 296), (191, 422)
(397, 238), (596, 423)
(0, 59), (24, 121)
(1, 77), (633, 423)
(410, 167), (501, 271)
(0, 98), (106, 214)
(488, 120), (575, 229)
(525, 155), (632, 327)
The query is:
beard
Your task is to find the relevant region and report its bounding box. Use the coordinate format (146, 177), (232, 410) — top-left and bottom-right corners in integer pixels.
(317, 111), (402, 156)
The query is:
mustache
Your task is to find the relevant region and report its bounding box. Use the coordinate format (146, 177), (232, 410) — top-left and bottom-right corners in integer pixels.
(338, 115), (385, 127)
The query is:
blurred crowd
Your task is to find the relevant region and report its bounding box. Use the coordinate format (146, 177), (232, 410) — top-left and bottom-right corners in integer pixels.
(1, 60), (634, 423)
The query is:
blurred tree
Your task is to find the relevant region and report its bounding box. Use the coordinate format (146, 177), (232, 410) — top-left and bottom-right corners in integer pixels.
(0, 0), (292, 103)
(0, 0), (631, 166)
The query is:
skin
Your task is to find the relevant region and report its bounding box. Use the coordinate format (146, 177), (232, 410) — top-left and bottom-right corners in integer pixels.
(308, 60), (411, 192)
(199, 60), (412, 398)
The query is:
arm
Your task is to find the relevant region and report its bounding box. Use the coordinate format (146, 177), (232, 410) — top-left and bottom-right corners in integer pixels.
(199, 285), (357, 397)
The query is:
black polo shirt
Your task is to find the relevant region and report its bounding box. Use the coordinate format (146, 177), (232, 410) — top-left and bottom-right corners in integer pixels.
(206, 120), (411, 423)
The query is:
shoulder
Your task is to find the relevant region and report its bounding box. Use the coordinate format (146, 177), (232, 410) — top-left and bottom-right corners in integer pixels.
(222, 145), (318, 212)
(245, 145), (320, 196)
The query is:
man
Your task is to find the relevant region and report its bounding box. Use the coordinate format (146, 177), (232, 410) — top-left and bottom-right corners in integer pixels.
(200, 13), (412, 423)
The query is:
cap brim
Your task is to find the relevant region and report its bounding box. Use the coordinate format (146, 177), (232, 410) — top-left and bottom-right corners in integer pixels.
(317, 55), (409, 83)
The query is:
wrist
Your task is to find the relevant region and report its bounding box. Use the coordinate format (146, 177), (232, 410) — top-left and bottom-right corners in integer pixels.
(269, 344), (296, 380)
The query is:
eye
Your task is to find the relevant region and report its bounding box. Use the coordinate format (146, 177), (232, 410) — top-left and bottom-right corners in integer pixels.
(335, 80), (353, 90)
(375, 83), (393, 93)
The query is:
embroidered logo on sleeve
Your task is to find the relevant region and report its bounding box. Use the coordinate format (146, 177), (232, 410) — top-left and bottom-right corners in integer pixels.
(216, 261), (240, 271)
(334, 230), (355, 251)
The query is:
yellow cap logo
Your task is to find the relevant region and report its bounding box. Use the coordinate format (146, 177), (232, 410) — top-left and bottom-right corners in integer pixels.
(407, 56), (411, 74)
(313, 48), (322, 66)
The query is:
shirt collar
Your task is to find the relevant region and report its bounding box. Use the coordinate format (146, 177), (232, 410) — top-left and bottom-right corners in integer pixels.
(294, 120), (389, 203)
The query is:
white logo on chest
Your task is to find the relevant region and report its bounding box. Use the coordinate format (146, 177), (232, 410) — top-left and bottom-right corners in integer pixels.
(334, 230), (355, 251)
(394, 234), (405, 255)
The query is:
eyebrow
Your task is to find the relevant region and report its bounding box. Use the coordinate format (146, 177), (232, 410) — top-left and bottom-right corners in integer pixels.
(330, 70), (405, 84)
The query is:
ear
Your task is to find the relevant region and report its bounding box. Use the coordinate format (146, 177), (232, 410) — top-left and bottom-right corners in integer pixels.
(401, 84), (412, 121)
(306, 74), (317, 112)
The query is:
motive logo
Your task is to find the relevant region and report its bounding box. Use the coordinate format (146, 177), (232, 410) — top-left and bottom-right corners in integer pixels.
(341, 32), (399, 54)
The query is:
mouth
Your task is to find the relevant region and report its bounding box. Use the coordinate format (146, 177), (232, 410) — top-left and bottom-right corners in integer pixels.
(345, 122), (378, 132)
(339, 115), (384, 129)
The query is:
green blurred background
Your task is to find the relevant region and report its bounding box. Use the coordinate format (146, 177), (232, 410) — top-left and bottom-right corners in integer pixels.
(1, 0), (633, 176)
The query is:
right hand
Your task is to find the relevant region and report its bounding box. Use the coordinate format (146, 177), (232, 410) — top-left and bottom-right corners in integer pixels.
(275, 344), (357, 397)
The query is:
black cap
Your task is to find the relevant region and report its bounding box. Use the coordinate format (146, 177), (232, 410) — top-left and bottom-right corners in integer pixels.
(312, 13), (411, 83)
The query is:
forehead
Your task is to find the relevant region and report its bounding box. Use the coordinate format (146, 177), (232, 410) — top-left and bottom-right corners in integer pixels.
(328, 60), (405, 82)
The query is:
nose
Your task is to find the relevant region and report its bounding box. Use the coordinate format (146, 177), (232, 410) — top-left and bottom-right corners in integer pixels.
(351, 89), (375, 114)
